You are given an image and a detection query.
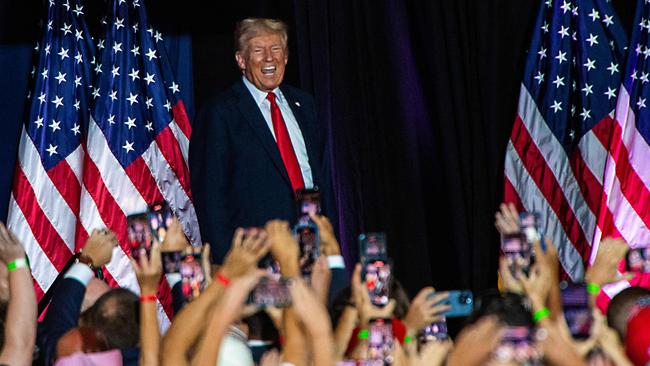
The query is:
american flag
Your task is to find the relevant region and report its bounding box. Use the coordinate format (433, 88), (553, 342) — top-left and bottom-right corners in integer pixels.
(8, 0), (96, 301)
(503, 0), (628, 282)
(8, 0), (199, 327)
(597, 0), (650, 302)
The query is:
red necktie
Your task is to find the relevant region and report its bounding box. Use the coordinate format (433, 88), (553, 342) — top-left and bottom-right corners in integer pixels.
(267, 92), (305, 192)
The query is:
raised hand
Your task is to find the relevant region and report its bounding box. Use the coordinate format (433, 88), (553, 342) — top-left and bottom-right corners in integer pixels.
(403, 287), (450, 335)
(447, 316), (504, 366)
(309, 213), (341, 256)
(131, 242), (162, 296)
(494, 203), (520, 236)
(351, 264), (396, 326)
(0, 222), (25, 264)
(82, 229), (118, 267)
(265, 220), (299, 276)
(161, 218), (190, 252)
(221, 228), (269, 280)
(585, 237), (632, 287)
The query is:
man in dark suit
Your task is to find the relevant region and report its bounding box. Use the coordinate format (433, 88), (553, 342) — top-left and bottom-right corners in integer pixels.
(190, 18), (334, 264)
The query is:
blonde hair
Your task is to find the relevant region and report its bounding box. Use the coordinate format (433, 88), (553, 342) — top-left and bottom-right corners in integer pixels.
(234, 18), (288, 53)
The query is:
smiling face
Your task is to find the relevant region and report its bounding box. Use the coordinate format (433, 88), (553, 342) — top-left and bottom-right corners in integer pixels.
(235, 32), (288, 92)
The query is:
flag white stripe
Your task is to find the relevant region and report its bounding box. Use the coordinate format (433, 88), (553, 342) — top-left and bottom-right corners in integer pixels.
(65, 145), (84, 184)
(169, 120), (189, 165)
(7, 196), (59, 292)
(142, 138), (201, 245)
(577, 129), (608, 186)
(86, 117), (148, 215)
(17, 128), (76, 252)
(613, 87), (650, 188)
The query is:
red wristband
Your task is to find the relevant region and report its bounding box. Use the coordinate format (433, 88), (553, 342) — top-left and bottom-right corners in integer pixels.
(140, 294), (157, 302)
(215, 272), (230, 286)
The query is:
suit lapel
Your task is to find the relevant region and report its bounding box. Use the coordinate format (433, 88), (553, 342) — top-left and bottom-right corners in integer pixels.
(233, 81), (292, 186)
(281, 86), (321, 187)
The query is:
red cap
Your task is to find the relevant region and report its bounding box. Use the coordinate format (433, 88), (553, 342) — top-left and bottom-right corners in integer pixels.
(626, 307), (650, 366)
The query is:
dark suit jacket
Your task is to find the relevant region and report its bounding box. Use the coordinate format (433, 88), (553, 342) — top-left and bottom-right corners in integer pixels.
(190, 79), (333, 263)
(36, 277), (139, 366)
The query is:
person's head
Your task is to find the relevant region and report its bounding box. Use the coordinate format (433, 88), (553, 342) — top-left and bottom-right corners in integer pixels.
(607, 286), (650, 340)
(625, 307), (650, 366)
(470, 291), (532, 327)
(81, 288), (139, 349)
(234, 18), (288, 92)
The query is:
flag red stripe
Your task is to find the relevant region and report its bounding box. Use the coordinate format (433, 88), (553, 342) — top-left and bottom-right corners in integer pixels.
(503, 177), (524, 211)
(155, 127), (193, 200)
(511, 116), (591, 263)
(82, 151), (130, 254)
(124, 156), (165, 204)
(46, 160), (81, 215)
(12, 167), (72, 272)
(172, 101), (191, 139)
(592, 119), (650, 230)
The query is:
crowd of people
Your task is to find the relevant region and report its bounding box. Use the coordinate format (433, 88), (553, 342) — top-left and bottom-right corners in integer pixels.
(0, 203), (647, 366)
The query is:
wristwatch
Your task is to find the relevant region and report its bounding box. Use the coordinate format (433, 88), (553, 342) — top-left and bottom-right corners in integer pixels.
(76, 252), (96, 271)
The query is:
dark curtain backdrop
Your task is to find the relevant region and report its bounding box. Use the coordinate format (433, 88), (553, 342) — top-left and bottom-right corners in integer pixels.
(0, 0), (637, 298)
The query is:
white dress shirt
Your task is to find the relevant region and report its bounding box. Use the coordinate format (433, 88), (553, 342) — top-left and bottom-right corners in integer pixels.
(242, 76), (314, 188)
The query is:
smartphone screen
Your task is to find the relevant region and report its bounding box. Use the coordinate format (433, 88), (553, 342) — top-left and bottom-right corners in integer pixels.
(626, 246), (650, 273)
(501, 233), (534, 277)
(363, 260), (391, 307)
(418, 319), (448, 344)
(162, 251), (182, 274)
(249, 277), (292, 308)
(359, 232), (387, 263)
(493, 326), (541, 365)
(296, 188), (321, 217)
(147, 202), (174, 243)
(368, 319), (394, 364)
(561, 282), (592, 339)
(127, 212), (153, 261)
(520, 211), (544, 251)
(180, 253), (205, 301)
(294, 222), (320, 277)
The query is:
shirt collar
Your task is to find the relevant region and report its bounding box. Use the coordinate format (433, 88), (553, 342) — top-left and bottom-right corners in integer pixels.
(242, 76), (286, 107)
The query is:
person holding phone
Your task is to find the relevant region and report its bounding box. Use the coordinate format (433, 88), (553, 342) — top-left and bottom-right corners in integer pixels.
(190, 17), (334, 264)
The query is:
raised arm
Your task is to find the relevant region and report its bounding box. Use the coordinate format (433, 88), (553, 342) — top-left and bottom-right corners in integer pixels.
(0, 222), (36, 366)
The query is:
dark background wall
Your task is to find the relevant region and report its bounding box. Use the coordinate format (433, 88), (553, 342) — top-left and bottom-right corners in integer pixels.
(0, 0), (638, 299)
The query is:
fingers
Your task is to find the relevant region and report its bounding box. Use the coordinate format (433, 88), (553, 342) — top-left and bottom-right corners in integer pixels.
(413, 286), (435, 304)
(231, 228), (245, 247)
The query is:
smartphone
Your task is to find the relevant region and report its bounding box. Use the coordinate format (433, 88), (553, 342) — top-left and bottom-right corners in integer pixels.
(520, 211), (545, 251)
(127, 212), (153, 261)
(501, 233), (534, 277)
(162, 251), (182, 274)
(147, 202), (174, 243)
(493, 326), (541, 365)
(359, 232), (388, 263)
(428, 290), (473, 318)
(249, 277), (292, 308)
(362, 259), (392, 307)
(418, 319), (448, 345)
(296, 188), (321, 218)
(293, 221), (320, 277)
(626, 246), (650, 273)
(368, 319), (394, 364)
(560, 282), (592, 340)
(180, 253), (205, 302)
